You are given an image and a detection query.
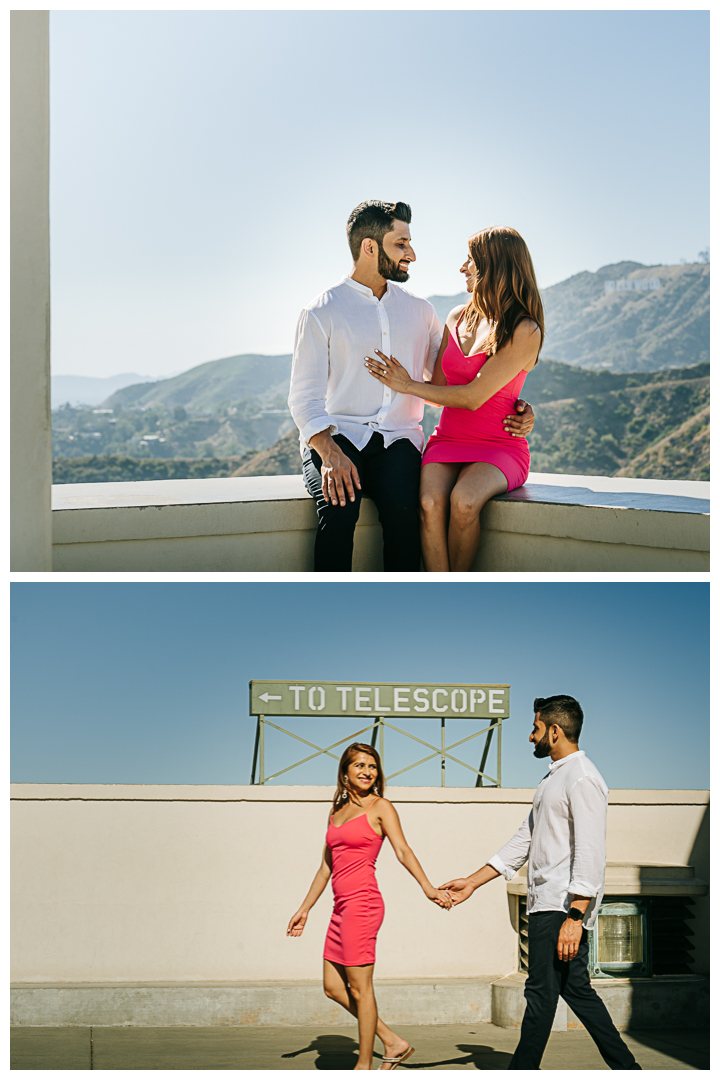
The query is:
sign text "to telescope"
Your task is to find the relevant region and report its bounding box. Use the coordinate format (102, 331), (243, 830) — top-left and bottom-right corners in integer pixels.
(250, 681), (509, 719)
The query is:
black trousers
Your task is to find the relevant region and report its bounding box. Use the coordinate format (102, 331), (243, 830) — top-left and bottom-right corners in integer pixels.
(302, 432), (422, 572)
(508, 911), (640, 1070)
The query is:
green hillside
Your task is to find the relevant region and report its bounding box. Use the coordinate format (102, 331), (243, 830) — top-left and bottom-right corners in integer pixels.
(524, 360), (709, 480)
(56, 359), (706, 484)
(104, 353), (292, 413)
(429, 260), (709, 373)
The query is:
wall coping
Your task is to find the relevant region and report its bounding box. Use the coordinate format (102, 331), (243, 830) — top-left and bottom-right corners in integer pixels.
(52, 471), (709, 515)
(10, 784), (710, 805)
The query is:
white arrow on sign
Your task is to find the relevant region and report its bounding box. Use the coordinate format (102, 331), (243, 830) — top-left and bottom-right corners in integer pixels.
(258, 692), (282, 703)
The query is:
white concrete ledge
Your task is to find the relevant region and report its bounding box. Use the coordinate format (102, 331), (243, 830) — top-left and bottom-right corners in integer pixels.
(51, 472), (709, 572)
(10, 784), (710, 805)
(10, 978), (496, 1028)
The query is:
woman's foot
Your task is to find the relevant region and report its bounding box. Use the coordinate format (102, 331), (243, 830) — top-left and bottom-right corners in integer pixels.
(379, 1038), (411, 1070)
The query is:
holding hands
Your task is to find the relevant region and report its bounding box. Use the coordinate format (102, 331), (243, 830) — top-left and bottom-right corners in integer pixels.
(426, 886), (454, 910)
(438, 878), (476, 907)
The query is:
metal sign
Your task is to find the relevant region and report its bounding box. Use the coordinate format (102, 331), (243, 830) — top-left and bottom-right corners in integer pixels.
(250, 680), (509, 719)
(248, 680), (510, 788)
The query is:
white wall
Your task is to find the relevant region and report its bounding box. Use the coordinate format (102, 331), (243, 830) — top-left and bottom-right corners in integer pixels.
(10, 12), (52, 570)
(11, 785), (709, 984)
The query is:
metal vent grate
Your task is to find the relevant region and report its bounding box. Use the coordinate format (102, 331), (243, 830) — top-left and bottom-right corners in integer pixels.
(518, 896), (529, 972)
(650, 897), (695, 975)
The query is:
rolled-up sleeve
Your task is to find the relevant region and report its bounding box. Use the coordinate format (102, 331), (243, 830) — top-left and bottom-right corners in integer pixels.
(568, 777), (607, 898)
(488, 813), (532, 881)
(288, 308), (337, 446)
(423, 308), (444, 380)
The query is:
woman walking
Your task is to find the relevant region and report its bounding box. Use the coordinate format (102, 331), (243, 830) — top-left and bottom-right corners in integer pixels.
(365, 226), (544, 571)
(287, 743), (451, 1070)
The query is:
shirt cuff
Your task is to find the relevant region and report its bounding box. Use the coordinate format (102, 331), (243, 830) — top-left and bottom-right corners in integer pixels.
(487, 854), (515, 881)
(300, 418), (338, 447)
(568, 878), (602, 898)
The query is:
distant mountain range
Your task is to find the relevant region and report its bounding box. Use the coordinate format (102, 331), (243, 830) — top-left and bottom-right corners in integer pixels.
(52, 259), (708, 412)
(51, 258), (709, 483)
(51, 372), (156, 409)
(102, 353), (292, 413)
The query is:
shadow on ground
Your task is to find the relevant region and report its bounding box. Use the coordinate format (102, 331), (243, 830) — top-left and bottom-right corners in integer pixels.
(404, 1043), (513, 1070)
(623, 1030), (710, 1071)
(281, 1034), (360, 1070)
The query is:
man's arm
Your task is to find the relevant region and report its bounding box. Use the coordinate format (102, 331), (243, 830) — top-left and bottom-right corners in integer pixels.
(288, 309), (360, 507)
(557, 777), (608, 961)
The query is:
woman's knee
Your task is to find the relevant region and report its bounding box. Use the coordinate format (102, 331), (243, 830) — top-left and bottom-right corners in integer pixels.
(449, 489), (484, 523)
(419, 489), (447, 521)
(324, 982), (343, 1002)
(347, 980), (371, 1003)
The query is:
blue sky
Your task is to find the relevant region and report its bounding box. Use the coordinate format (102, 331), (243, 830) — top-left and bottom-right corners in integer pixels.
(11, 582), (708, 790)
(49, 10), (709, 378)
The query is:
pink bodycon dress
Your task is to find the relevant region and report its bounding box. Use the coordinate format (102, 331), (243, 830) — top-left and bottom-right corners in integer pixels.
(323, 805), (385, 967)
(422, 320), (531, 491)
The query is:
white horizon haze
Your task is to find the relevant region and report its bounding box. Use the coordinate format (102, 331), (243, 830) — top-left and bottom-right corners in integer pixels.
(50, 10), (709, 379)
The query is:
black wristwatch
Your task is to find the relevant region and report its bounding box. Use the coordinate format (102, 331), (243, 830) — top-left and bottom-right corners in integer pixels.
(566, 907), (584, 922)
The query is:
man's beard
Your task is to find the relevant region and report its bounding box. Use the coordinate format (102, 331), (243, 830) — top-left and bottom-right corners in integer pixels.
(378, 244), (409, 283)
(533, 731), (552, 758)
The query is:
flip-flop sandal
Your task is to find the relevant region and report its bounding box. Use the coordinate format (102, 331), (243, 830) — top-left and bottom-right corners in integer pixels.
(380, 1047), (415, 1070)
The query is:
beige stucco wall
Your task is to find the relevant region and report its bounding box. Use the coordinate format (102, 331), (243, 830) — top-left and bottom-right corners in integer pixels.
(11, 785), (709, 984)
(10, 11), (52, 570)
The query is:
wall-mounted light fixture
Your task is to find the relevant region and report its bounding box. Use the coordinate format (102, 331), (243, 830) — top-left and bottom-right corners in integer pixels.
(589, 900), (651, 978)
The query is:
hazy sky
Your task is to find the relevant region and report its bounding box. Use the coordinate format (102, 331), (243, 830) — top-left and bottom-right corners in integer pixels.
(11, 582), (708, 790)
(49, 10), (709, 379)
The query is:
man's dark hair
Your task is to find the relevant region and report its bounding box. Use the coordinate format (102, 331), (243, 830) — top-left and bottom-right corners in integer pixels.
(534, 695), (584, 744)
(346, 201), (412, 262)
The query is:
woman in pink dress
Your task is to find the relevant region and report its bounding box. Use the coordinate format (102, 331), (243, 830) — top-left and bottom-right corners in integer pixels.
(365, 226), (544, 572)
(287, 743), (451, 1070)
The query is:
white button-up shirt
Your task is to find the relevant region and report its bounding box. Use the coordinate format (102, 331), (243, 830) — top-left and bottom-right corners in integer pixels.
(488, 751), (609, 929)
(288, 276), (444, 452)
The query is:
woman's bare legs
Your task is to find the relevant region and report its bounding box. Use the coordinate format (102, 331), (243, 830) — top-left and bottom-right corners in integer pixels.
(323, 960), (410, 1070)
(447, 462), (508, 571)
(419, 462), (463, 571)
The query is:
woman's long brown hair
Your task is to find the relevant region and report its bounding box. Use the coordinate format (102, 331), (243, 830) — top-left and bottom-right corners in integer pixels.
(331, 743), (385, 815)
(462, 226), (545, 360)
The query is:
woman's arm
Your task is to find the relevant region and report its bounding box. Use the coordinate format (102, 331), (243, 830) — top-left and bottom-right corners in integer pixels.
(287, 844), (332, 936)
(375, 800), (451, 908)
(366, 320), (541, 411)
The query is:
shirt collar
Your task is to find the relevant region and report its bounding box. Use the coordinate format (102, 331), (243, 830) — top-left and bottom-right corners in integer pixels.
(548, 750), (585, 772)
(343, 275), (395, 300)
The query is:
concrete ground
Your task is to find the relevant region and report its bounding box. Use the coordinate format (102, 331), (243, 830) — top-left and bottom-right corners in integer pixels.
(10, 1024), (709, 1070)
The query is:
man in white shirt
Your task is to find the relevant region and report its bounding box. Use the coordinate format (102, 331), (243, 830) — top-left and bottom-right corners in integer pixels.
(288, 200), (534, 571)
(442, 695), (640, 1070)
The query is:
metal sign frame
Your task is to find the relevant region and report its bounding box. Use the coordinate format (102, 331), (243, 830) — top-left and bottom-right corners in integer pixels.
(249, 680), (509, 788)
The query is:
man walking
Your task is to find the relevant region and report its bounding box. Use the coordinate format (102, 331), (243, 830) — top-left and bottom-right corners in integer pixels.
(442, 695), (640, 1070)
(288, 200), (534, 572)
